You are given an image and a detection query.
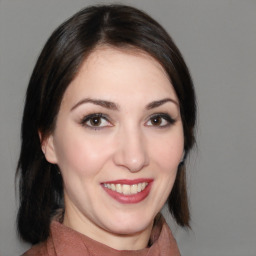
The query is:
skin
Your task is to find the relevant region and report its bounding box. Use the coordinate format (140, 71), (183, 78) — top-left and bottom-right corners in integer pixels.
(43, 47), (184, 250)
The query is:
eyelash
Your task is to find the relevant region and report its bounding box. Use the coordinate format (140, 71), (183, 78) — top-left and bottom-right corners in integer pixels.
(80, 113), (176, 130)
(146, 113), (176, 128)
(80, 113), (112, 130)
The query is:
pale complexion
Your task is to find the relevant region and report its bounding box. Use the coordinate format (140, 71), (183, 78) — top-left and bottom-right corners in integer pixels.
(43, 47), (184, 250)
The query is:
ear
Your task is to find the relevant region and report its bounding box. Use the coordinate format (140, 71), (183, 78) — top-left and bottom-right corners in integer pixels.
(39, 131), (58, 164)
(179, 150), (187, 165)
(181, 151), (186, 162)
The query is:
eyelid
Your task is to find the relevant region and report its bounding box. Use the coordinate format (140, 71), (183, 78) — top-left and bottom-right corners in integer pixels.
(79, 112), (176, 130)
(80, 113), (113, 129)
(145, 113), (176, 127)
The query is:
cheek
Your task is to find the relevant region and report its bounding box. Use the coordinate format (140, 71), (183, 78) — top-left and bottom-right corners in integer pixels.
(149, 132), (184, 172)
(160, 144), (183, 168)
(53, 130), (112, 177)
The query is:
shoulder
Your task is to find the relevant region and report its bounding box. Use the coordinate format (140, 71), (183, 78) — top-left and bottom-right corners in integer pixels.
(22, 220), (90, 256)
(22, 240), (54, 256)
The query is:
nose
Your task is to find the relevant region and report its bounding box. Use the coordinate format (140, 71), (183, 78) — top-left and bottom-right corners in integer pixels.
(113, 126), (149, 173)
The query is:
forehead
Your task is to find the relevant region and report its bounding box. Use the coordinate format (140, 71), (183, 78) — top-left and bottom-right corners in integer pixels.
(62, 46), (177, 106)
(84, 46), (169, 77)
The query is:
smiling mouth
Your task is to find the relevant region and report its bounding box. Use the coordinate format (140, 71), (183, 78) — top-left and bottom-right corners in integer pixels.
(103, 182), (148, 195)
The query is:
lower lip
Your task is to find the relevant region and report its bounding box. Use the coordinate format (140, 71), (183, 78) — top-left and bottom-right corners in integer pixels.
(102, 182), (153, 204)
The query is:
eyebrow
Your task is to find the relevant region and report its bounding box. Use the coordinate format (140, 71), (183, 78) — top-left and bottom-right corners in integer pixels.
(71, 98), (119, 111)
(146, 98), (179, 110)
(71, 97), (178, 111)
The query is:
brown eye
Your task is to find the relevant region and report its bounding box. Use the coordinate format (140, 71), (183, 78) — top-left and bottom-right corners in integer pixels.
(146, 113), (176, 127)
(81, 113), (112, 129)
(89, 117), (102, 126)
(151, 116), (162, 126)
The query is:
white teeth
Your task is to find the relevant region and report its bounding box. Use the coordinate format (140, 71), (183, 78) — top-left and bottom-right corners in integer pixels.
(130, 184), (138, 194)
(122, 184), (131, 195)
(116, 184), (122, 193)
(103, 182), (148, 195)
(111, 184), (116, 191)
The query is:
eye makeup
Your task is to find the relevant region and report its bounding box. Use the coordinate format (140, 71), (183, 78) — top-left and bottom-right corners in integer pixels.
(79, 111), (176, 132)
(79, 113), (113, 130)
(146, 113), (176, 128)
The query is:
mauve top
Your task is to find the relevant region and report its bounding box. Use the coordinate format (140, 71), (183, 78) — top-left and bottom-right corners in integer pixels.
(22, 214), (180, 256)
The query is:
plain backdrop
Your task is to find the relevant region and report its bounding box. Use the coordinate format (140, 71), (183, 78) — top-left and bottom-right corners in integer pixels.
(0, 1), (256, 255)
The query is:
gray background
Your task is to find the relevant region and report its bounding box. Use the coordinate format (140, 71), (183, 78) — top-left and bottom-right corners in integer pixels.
(0, 0), (255, 255)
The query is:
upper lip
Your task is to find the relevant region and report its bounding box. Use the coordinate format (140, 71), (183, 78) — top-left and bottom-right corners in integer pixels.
(101, 178), (153, 185)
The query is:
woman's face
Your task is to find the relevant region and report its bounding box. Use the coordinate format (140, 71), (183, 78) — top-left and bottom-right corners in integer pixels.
(44, 47), (184, 243)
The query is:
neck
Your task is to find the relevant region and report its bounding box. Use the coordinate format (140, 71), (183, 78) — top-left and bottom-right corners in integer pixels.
(63, 209), (153, 251)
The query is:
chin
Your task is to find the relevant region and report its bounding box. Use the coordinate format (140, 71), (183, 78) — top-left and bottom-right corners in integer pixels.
(104, 213), (154, 235)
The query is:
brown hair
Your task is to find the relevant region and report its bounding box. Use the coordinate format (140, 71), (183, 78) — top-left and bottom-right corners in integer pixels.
(17, 4), (196, 244)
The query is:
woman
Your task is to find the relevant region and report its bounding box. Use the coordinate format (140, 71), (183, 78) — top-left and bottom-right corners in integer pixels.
(17, 4), (196, 256)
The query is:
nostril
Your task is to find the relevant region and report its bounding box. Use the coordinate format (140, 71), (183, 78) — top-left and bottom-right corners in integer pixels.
(113, 142), (149, 172)
(113, 153), (148, 172)
(127, 157), (148, 173)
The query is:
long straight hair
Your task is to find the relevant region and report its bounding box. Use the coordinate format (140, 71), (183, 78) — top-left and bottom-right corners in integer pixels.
(17, 4), (196, 244)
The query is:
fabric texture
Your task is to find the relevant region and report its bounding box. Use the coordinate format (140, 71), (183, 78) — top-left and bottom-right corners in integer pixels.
(22, 214), (180, 256)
